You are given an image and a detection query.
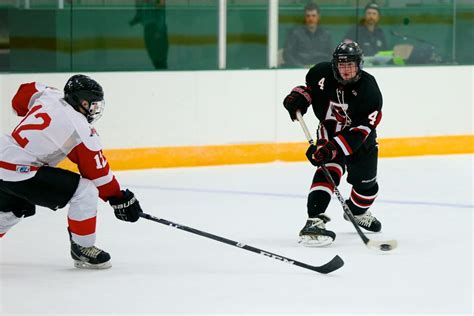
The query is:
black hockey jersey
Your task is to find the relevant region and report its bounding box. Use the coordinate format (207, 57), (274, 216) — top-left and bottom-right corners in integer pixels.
(305, 61), (382, 156)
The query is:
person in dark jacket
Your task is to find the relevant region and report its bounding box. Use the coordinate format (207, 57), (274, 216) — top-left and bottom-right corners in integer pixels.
(343, 2), (387, 56)
(283, 2), (332, 68)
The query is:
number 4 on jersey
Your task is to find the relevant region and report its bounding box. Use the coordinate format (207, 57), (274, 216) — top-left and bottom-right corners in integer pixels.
(318, 78), (325, 90)
(368, 110), (380, 126)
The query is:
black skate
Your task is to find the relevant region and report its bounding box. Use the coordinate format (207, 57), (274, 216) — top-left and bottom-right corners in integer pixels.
(298, 214), (336, 247)
(68, 229), (111, 269)
(344, 210), (382, 232)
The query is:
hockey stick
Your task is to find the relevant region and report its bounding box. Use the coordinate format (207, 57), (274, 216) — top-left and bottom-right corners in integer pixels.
(295, 110), (397, 251)
(139, 212), (344, 274)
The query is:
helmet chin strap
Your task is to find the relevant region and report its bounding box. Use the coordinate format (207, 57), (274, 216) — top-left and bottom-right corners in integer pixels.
(72, 100), (92, 122)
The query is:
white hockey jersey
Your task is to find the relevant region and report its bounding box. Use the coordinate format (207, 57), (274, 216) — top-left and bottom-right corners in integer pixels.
(0, 82), (121, 201)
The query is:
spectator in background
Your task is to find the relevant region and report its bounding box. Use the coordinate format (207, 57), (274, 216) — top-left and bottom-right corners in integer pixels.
(344, 2), (387, 56)
(130, 0), (169, 69)
(283, 2), (332, 68)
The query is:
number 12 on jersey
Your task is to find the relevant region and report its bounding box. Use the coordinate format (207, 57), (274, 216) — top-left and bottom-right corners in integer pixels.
(94, 151), (107, 169)
(11, 105), (52, 148)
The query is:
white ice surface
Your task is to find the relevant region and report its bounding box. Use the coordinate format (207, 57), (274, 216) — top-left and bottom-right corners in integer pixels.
(1, 155), (473, 315)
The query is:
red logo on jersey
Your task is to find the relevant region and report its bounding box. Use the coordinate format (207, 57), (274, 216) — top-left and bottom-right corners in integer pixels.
(327, 101), (352, 130)
(90, 127), (99, 137)
(331, 104), (348, 124)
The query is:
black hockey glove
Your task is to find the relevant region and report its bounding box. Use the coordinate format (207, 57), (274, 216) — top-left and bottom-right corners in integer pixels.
(306, 140), (339, 166)
(283, 86), (312, 121)
(109, 189), (142, 223)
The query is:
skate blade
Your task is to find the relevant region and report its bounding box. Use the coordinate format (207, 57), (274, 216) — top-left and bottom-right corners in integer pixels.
(298, 235), (333, 247)
(73, 260), (112, 270)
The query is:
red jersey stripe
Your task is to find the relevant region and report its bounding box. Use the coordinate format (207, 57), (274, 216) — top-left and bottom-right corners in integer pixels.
(326, 165), (343, 179)
(98, 176), (122, 201)
(0, 161), (40, 172)
(350, 127), (370, 137)
(335, 135), (353, 155)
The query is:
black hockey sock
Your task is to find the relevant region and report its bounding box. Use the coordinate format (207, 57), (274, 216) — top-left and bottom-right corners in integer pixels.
(307, 189), (331, 218)
(306, 164), (343, 218)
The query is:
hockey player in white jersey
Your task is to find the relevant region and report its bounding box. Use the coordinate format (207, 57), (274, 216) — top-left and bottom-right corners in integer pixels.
(0, 75), (143, 269)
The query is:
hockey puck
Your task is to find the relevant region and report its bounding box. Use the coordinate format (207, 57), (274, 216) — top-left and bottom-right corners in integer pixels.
(380, 244), (392, 251)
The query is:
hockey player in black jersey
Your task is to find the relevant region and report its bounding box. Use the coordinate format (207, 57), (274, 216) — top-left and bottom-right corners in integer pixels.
(283, 42), (383, 247)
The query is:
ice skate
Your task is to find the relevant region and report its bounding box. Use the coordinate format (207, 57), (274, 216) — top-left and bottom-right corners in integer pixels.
(68, 229), (111, 269)
(298, 214), (336, 247)
(344, 210), (381, 232)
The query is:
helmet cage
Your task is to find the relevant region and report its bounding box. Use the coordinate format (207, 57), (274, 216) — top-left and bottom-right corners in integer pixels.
(331, 43), (364, 85)
(86, 100), (105, 124)
(65, 89), (105, 124)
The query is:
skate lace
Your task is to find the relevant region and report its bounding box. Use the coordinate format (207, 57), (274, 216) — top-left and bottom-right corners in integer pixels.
(80, 245), (102, 258)
(355, 212), (374, 227)
(308, 218), (325, 230)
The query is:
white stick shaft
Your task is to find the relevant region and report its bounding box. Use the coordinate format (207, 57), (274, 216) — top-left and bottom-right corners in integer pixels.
(295, 111), (314, 145)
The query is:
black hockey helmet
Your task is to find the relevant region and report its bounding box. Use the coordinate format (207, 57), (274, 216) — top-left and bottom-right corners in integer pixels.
(331, 42), (364, 85)
(64, 74), (105, 123)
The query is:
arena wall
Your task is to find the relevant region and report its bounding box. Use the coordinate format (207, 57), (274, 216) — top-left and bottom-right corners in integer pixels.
(1, 65), (472, 170)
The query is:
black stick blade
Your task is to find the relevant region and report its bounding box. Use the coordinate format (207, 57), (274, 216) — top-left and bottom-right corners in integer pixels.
(310, 255), (344, 274)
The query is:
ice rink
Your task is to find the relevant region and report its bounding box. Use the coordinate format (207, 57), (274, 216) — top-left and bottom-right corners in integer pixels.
(1, 154), (472, 315)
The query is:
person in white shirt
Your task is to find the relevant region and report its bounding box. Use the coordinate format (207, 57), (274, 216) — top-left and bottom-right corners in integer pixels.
(0, 75), (143, 269)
